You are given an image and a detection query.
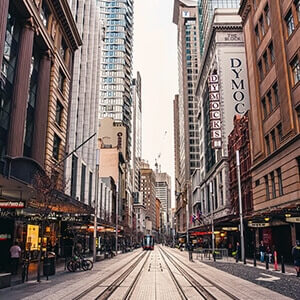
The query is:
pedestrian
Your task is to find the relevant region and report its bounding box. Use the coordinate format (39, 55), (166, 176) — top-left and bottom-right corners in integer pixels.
(10, 243), (21, 275)
(235, 242), (241, 262)
(259, 240), (265, 263)
(74, 241), (83, 257)
(188, 242), (194, 261)
(266, 246), (272, 263)
(292, 240), (300, 277)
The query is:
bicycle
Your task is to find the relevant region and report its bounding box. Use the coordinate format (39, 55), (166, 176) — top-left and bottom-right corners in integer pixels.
(67, 255), (93, 272)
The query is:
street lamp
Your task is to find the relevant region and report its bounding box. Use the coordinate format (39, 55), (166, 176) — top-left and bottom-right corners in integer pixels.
(209, 182), (215, 254)
(93, 149), (100, 263)
(236, 150), (245, 263)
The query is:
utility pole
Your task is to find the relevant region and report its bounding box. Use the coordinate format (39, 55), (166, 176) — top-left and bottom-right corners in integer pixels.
(93, 149), (100, 263)
(210, 182), (215, 254)
(236, 150), (245, 262)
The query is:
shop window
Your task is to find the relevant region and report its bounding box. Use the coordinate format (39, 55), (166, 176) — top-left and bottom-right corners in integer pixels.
(285, 10), (295, 37)
(290, 56), (300, 86)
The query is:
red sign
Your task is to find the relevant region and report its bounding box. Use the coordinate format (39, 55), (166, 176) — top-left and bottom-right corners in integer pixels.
(0, 201), (24, 208)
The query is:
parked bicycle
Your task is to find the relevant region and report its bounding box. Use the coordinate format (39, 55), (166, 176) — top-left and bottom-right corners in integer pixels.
(67, 255), (93, 272)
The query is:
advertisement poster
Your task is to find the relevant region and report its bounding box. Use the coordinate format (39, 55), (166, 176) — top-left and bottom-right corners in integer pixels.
(26, 225), (39, 250)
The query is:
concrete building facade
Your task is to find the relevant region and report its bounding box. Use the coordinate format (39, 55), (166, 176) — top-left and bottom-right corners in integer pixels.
(191, 9), (250, 235)
(239, 0), (300, 259)
(65, 0), (103, 206)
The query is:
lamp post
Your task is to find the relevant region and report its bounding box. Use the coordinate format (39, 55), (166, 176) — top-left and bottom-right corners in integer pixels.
(209, 182), (215, 254)
(93, 149), (100, 263)
(236, 150), (245, 262)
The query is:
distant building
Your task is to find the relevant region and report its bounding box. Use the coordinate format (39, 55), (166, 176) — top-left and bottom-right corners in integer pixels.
(156, 198), (161, 233)
(140, 161), (157, 232)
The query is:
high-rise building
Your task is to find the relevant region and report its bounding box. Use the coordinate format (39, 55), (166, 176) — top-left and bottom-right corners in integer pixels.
(155, 172), (171, 234)
(140, 160), (157, 231)
(66, 0), (103, 206)
(197, 0), (240, 58)
(131, 72), (142, 193)
(99, 0), (134, 158)
(173, 0), (201, 234)
(239, 0), (300, 258)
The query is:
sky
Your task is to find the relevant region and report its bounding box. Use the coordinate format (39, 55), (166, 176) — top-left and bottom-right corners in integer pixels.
(133, 0), (178, 207)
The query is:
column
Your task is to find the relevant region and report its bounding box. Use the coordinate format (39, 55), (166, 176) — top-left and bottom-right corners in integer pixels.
(7, 19), (35, 157)
(31, 51), (51, 167)
(0, 0), (9, 68)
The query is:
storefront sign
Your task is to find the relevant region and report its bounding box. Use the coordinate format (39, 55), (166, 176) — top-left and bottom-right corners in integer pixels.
(0, 234), (11, 240)
(26, 225), (39, 250)
(208, 74), (222, 149)
(248, 222), (270, 228)
(286, 217), (300, 223)
(222, 227), (238, 231)
(0, 201), (24, 208)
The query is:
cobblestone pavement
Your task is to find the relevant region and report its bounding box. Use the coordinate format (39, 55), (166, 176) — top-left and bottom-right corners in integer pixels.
(203, 260), (300, 299)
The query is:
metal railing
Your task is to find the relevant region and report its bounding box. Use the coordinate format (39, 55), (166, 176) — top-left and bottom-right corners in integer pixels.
(194, 248), (229, 261)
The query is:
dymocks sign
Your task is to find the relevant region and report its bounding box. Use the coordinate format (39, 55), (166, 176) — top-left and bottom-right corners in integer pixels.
(208, 74), (222, 149)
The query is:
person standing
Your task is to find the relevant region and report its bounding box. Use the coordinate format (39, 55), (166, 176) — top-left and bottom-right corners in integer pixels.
(292, 240), (300, 277)
(188, 242), (194, 262)
(235, 242), (241, 262)
(259, 241), (265, 263)
(10, 243), (21, 275)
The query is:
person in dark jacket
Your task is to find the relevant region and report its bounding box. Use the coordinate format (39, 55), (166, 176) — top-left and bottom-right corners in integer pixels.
(235, 242), (241, 262)
(188, 242), (194, 262)
(292, 240), (300, 277)
(259, 240), (266, 263)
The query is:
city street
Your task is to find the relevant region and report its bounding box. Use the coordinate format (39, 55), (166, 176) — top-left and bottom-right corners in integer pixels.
(0, 246), (297, 300)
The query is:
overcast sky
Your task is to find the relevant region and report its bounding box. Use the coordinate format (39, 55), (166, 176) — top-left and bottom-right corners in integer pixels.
(133, 0), (178, 207)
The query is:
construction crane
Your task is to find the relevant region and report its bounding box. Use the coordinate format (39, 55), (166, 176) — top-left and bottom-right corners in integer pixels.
(155, 131), (167, 173)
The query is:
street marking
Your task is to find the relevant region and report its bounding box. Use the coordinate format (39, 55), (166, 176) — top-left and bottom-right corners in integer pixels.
(256, 273), (280, 282)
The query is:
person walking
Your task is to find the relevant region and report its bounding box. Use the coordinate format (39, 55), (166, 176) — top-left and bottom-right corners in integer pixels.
(259, 240), (265, 263)
(188, 242), (194, 262)
(10, 243), (21, 275)
(292, 240), (300, 277)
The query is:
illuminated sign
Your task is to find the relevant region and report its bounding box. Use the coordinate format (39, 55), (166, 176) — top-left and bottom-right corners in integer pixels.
(208, 74), (222, 148)
(248, 222), (270, 228)
(26, 225), (39, 250)
(286, 217), (300, 223)
(0, 201), (24, 208)
(0, 234), (11, 240)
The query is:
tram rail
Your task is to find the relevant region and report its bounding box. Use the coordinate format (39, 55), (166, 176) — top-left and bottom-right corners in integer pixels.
(160, 246), (240, 300)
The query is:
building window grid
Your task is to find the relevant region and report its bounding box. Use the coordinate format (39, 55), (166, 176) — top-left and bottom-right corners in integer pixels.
(285, 9), (295, 36)
(290, 56), (300, 86)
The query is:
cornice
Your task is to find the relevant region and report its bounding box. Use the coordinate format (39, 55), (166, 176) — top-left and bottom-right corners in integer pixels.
(239, 0), (252, 26)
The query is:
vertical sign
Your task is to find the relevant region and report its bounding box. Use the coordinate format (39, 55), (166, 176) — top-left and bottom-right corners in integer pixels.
(208, 75), (222, 149)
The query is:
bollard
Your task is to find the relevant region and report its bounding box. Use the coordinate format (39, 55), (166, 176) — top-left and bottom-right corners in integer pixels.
(253, 252), (257, 267)
(266, 259), (269, 270)
(281, 256), (285, 273)
(274, 251), (278, 271)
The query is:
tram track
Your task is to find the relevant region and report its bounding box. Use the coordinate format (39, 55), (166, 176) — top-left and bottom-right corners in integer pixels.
(160, 246), (240, 300)
(72, 251), (147, 300)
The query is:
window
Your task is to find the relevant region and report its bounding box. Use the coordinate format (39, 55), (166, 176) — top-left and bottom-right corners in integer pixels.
(264, 175), (270, 200)
(259, 16), (265, 36)
(55, 100), (63, 125)
(271, 129), (276, 150)
(270, 171), (276, 198)
(277, 123), (282, 141)
(268, 42), (275, 64)
(285, 10), (295, 36)
(255, 25), (260, 44)
(40, 1), (50, 28)
(261, 97), (267, 119)
(80, 164), (86, 202)
(265, 135), (270, 154)
(58, 70), (65, 93)
(53, 134), (61, 160)
(88, 172), (93, 206)
(267, 91), (273, 112)
(60, 38), (68, 61)
(290, 56), (300, 85)
(273, 83), (279, 105)
(263, 51), (269, 72)
(296, 0), (300, 21)
(258, 60), (264, 81)
(264, 4), (270, 27)
(276, 168), (283, 196)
